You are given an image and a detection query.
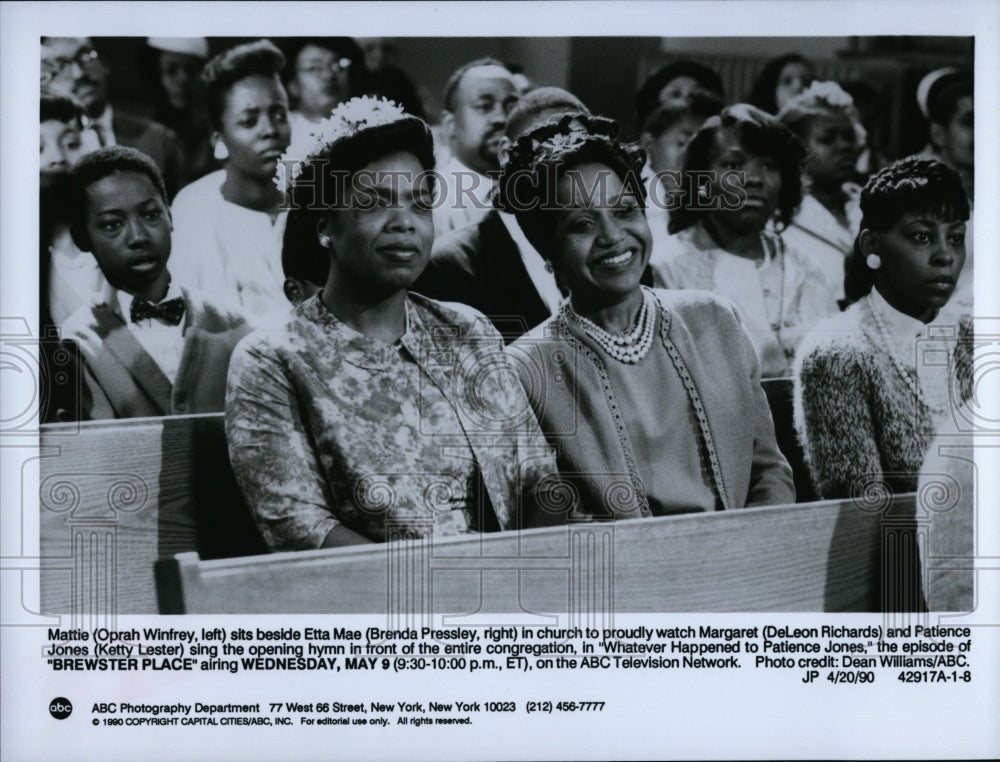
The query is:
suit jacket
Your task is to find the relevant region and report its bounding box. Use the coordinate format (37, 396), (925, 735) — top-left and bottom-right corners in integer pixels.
(414, 210), (553, 343)
(508, 289), (795, 524)
(61, 286), (250, 420)
(113, 111), (184, 198)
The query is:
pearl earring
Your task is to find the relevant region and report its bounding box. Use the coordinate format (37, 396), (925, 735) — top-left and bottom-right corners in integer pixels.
(543, 260), (554, 273)
(213, 141), (229, 160)
(866, 253), (882, 270)
(319, 234), (331, 248)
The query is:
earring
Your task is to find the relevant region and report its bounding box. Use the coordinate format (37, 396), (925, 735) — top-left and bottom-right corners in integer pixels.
(319, 234), (331, 248)
(866, 253), (882, 270)
(543, 260), (554, 273)
(213, 141), (229, 160)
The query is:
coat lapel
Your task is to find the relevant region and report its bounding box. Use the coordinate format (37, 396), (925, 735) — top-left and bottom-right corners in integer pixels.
(91, 303), (174, 415)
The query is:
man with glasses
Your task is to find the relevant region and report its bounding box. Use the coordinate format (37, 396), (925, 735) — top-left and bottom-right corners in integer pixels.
(282, 37), (362, 140)
(41, 37), (183, 196)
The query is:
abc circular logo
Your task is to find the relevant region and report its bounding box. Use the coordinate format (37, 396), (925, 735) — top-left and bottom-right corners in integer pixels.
(49, 697), (72, 720)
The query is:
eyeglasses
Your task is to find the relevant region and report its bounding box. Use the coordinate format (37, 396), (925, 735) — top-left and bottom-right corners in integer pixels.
(298, 58), (352, 77)
(41, 48), (101, 87)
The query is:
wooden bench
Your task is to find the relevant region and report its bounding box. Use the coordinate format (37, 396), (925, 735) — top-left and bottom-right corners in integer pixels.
(38, 384), (898, 617)
(156, 494), (918, 614)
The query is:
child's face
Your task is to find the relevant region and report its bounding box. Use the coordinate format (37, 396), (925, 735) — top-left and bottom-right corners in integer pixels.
(83, 170), (172, 295)
(40, 119), (86, 188)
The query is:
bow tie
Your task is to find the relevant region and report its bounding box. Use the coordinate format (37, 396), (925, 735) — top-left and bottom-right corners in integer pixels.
(130, 296), (185, 326)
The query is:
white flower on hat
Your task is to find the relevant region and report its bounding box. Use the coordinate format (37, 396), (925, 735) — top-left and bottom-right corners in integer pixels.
(274, 96), (410, 194)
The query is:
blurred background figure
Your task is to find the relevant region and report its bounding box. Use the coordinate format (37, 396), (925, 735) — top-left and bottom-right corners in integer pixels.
(635, 59), (724, 132)
(655, 104), (837, 378)
(747, 53), (814, 115)
(41, 36), (184, 196)
(41, 94), (104, 328)
(358, 37), (427, 118)
(138, 37), (215, 186)
(916, 67), (974, 302)
(435, 58), (520, 234)
(282, 37), (366, 139)
(639, 91), (722, 249)
(779, 81), (864, 302)
(169, 40), (292, 322)
(841, 79), (890, 179)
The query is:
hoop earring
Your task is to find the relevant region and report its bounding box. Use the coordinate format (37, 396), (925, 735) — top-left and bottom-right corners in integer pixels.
(866, 253), (882, 270)
(319, 234), (331, 248)
(213, 141), (229, 160)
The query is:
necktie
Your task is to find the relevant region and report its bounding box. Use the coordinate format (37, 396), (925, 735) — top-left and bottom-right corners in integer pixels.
(130, 296), (185, 326)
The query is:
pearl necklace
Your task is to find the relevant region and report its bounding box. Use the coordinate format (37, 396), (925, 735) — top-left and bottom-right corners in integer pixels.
(565, 289), (657, 364)
(866, 295), (947, 415)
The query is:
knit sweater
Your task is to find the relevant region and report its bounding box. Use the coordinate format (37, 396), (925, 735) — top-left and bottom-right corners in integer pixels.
(793, 291), (971, 501)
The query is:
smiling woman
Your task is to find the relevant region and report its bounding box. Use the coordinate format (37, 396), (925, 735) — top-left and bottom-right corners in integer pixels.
(226, 96), (559, 549)
(499, 113), (794, 524)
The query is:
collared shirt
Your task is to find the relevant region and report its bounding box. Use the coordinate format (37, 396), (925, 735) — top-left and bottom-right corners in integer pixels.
(653, 222), (838, 378)
(496, 209), (562, 315)
(433, 154), (495, 235)
(169, 169), (289, 325)
(782, 188), (861, 301)
(109, 279), (186, 384)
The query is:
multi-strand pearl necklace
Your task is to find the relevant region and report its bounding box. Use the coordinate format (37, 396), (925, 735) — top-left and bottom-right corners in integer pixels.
(565, 288), (657, 364)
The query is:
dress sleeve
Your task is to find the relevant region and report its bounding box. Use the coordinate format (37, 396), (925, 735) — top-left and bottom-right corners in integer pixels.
(225, 337), (340, 551)
(794, 343), (883, 500)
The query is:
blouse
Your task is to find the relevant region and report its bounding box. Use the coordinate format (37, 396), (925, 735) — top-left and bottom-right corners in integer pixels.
(226, 292), (558, 549)
(652, 222), (838, 378)
(169, 169), (289, 324)
(781, 189), (862, 302)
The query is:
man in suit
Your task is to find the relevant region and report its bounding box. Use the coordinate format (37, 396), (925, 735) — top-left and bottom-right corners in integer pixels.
(59, 146), (249, 421)
(415, 87), (590, 342)
(41, 37), (184, 196)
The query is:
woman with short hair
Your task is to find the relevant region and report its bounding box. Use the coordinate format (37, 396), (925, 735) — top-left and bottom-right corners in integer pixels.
(169, 39), (293, 322)
(226, 96), (557, 549)
(653, 104), (837, 378)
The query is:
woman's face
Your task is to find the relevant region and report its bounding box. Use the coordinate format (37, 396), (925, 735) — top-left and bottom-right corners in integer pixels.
(217, 73), (291, 182)
(644, 113), (702, 174)
(551, 162), (651, 306)
(936, 95), (974, 171)
(158, 51), (204, 110)
(704, 125), (782, 233)
(802, 112), (860, 186)
(40, 118), (86, 188)
(291, 44), (350, 118)
(872, 212), (967, 320)
(775, 61), (812, 112)
(322, 151), (435, 297)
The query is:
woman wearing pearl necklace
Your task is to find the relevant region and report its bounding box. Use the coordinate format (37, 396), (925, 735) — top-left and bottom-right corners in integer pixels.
(501, 113), (794, 525)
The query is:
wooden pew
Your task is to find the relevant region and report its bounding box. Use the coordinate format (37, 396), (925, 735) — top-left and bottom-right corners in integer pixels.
(39, 414), (265, 618)
(156, 494), (917, 614)
(38, 385), (900, 617)
(761, 377), (817, 503)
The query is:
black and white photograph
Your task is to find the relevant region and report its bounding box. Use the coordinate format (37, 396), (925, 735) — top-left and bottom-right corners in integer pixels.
(2, 1), (998, 759)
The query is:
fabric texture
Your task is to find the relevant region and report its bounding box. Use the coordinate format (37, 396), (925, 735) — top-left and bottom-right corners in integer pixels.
(414, 208), (557, 342)
(169, 169), (289, 324)
(782, 188), (861, 302)
(507, 288), (795, 525)
(60, 284), (250, 420)
(651, 222), (838, 378)
(225, 292), (559, 550)
(793, 290), (972, 501)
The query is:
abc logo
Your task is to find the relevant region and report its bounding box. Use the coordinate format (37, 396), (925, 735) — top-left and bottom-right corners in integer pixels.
(49, 697), (72, 720)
